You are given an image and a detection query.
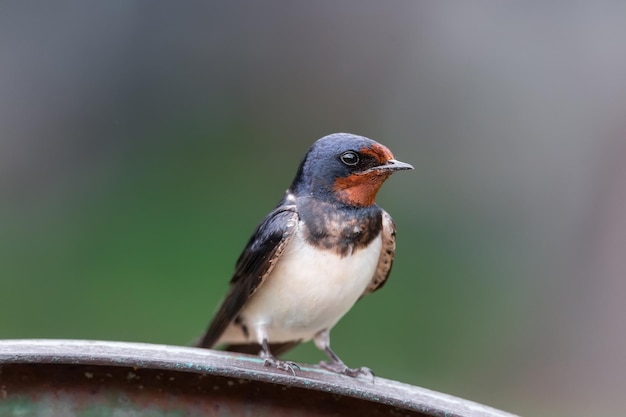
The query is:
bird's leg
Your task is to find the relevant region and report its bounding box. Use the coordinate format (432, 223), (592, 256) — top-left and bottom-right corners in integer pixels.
(314, 329), (374, 379)
(259, 337), (301, 376)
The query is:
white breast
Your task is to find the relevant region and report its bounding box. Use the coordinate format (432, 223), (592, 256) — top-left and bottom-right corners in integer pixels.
(236, 221), (382, 343)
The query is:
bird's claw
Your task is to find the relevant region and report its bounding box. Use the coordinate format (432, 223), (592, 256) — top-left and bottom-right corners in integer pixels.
(319, 360), (374, 380)
(263, 357), (301, 376)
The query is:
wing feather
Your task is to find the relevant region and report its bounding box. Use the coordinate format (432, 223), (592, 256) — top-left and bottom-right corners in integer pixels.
(362, 210), (396, 297)
(195, 204), (298, 348)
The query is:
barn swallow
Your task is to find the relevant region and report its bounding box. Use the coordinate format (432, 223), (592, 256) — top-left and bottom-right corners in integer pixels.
(195, 133), (413, 377)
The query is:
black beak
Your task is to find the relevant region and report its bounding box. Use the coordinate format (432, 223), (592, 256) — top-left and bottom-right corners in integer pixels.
(378, 158), (414, 172)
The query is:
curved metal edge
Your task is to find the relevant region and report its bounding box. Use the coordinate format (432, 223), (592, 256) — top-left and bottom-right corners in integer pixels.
(0, 339), (518, 417)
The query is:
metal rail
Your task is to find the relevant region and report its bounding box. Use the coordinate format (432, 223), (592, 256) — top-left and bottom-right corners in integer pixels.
(0, 339), (518, 417)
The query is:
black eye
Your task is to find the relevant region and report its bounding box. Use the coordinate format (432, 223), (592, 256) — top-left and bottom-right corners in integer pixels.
(340, 151), (360, 166)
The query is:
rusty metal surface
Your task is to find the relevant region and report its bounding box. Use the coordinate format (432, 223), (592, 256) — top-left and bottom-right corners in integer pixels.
(0, 339), (518, 417)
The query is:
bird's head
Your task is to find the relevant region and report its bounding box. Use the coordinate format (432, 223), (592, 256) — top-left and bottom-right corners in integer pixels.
(290, 133), (414, 207)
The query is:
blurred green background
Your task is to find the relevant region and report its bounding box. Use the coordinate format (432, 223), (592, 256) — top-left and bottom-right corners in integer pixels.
(2, 2), (626, 416)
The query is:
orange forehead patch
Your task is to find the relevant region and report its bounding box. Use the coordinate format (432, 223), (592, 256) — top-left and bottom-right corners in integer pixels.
(359, 143), (394, 164)
(333, 170), (393, 207)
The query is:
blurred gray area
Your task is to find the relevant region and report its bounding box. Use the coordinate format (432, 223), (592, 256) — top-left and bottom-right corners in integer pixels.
(2, 2), (626, 416)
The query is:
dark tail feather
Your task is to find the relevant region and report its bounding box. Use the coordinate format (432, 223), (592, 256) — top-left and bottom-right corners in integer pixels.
(222, 341), (301, 357)
(192, 331), (218, 349)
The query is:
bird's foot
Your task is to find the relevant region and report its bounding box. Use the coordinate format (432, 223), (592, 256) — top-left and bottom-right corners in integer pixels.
(258, 338), (301, 375)
(319, 360), (374, 379)
(262, 355), (301, 376)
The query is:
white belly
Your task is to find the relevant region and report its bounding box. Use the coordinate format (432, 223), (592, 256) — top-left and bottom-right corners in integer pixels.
(233, 224), (382, 343)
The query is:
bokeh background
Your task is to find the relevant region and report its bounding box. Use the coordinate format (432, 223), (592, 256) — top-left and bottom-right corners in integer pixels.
(2, 2), (626, 416)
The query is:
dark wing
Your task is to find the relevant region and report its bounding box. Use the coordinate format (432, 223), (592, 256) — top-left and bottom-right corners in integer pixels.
(195, 203), (298, 348)
(362, 210), (396, 297)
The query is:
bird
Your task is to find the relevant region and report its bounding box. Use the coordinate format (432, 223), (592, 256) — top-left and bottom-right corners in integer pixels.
(195, 132), (413, 377)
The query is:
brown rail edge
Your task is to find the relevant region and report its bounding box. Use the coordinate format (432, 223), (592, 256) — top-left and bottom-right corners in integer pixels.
(0, 339), (519, 417)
